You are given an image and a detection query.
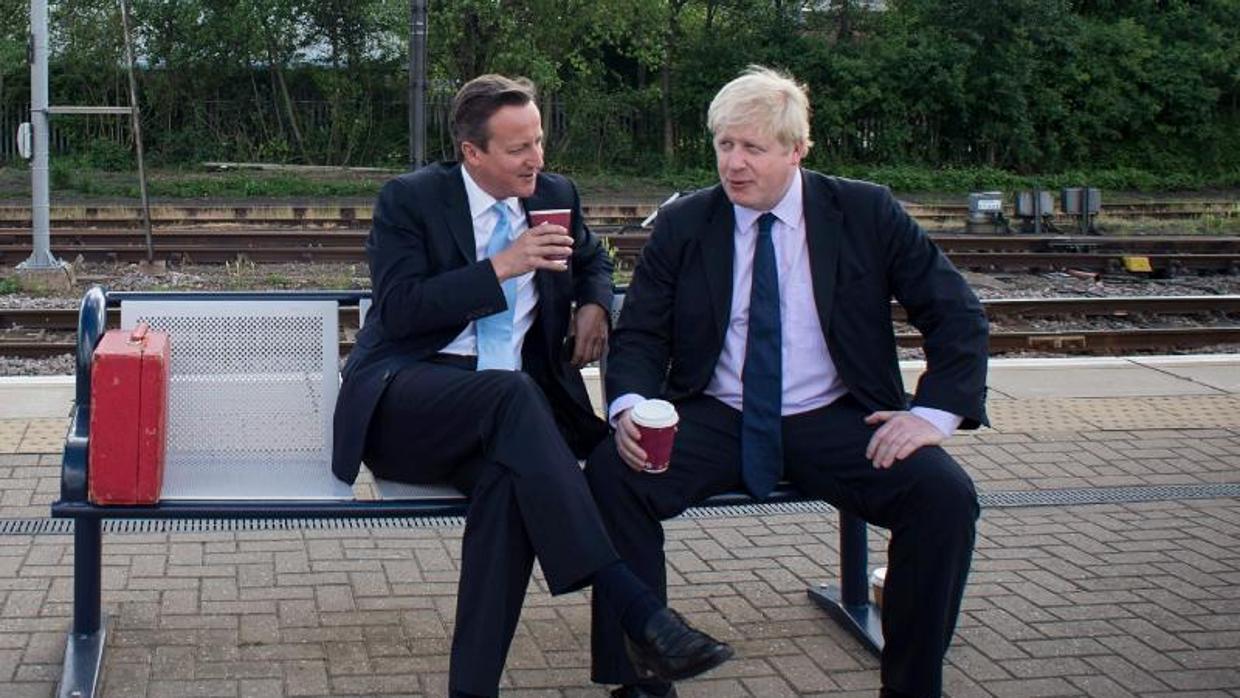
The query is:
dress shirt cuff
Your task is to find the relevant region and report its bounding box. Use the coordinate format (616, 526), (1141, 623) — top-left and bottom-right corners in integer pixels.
(608, 393), (646, 428)
(910, 406), (963, 438)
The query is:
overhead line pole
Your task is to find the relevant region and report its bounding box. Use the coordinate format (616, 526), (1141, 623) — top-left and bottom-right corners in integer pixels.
(21, 0), (65, 273)
(408, 0), (428, 170)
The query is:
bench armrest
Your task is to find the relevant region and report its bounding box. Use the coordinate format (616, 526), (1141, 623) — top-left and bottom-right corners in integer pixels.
(60, 286), (107, 503)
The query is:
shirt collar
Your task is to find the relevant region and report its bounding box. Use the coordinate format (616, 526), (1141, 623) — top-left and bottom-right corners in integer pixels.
(461, 166), (522, 222)
(733, 168), (803, 235)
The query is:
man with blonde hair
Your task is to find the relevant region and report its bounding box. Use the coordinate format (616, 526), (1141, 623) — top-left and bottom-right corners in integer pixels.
(587, 66), (988, 697)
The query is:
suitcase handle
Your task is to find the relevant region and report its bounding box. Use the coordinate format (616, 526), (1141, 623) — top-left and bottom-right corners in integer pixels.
(129, 322), (150, 343)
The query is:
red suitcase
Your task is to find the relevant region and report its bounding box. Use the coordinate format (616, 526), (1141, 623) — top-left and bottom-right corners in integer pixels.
(89, 323), (171, 505)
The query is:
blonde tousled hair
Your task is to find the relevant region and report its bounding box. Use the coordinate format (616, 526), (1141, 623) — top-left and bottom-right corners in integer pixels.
(707, 65), (813, 153)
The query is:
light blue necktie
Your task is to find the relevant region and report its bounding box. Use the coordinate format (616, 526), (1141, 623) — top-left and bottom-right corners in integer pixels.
(476, 202), (519, 371)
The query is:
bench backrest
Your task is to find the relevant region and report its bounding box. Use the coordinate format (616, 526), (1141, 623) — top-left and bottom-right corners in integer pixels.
(111, 291), (625, 502)
(120, 299), (353, 500)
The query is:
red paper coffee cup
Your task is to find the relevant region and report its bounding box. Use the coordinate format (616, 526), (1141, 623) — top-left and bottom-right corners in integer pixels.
(631, 399), (678, 474)
(528, 208), (571, 229)
(528, 209), (572, 262)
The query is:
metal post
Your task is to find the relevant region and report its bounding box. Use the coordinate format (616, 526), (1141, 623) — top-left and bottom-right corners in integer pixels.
(59, 517), (107, 698)
(1086, 185), (1096, 234)
(73, 519), (102, 635)
(20, 0), (64, 271)
(838, 511), (869, 606)
(805, 511), (883, 654)
(408, 0), (427, 170)
(1033, 187), (1043, 236)
(118, 0), (154, 263)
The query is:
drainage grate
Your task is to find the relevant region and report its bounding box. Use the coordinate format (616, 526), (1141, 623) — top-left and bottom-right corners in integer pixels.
(980, 483), (1240, 508)
(0, 515), (469, 536)
(683, 483), (1240, 519)
(2, 483), (1237, 536)
(0, 519), (71, 535)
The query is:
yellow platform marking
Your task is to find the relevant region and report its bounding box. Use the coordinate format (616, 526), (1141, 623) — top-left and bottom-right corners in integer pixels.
(0, 420), (26, 454)
(19, 419), (68, 453)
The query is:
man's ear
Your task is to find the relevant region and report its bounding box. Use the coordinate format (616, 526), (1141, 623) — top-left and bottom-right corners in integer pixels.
(461, 141), (481, 164)
(789, 141), (806, 165)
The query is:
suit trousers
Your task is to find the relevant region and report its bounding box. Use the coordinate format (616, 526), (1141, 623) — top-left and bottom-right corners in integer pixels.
(365, 359), (619, 696)
(585, 394), (979, 696)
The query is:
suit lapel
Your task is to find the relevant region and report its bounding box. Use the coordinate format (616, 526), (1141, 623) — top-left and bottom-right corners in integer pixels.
(443, 165), (477, 262)
(701, 189), (736, 343)
(803, 172), (843, 338)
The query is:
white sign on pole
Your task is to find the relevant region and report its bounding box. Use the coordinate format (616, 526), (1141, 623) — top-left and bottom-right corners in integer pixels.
(16, 122), (32, 159)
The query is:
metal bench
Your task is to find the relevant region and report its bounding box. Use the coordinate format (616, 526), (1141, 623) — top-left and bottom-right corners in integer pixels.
(51, 286), (881, 698)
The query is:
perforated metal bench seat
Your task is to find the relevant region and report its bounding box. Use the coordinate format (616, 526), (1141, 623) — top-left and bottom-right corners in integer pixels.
(51, 287), (881, 698)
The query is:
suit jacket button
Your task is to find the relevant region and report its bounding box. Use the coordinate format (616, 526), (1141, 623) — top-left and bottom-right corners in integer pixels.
(382, 370), (393, 382)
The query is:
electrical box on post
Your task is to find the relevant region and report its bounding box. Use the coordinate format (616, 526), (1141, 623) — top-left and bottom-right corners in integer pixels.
(16, 122), (32, 159)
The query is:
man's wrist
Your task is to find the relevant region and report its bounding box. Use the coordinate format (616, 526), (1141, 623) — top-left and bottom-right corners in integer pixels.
(909, 406), (963, 438)
(489, 254), (513, 281)
(608, 393), (645, 428)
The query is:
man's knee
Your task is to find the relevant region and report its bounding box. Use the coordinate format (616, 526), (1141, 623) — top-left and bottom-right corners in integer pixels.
(489, 370), (540, 400)
(489, 371), (551, 420)
(909, 451), (979, 529)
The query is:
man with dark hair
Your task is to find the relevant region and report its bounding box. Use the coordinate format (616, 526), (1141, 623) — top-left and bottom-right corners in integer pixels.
(332, 74), (732, 697)
(588, 66), (988, 697)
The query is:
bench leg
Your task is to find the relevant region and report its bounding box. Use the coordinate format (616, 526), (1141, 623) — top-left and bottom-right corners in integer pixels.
(806, 511), (884, 655)
(59, 518), (106, 698)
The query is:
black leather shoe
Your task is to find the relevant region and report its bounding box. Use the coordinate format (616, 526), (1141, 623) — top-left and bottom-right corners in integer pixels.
(611, 684), (678, 698)
(623, 608), (733, 682)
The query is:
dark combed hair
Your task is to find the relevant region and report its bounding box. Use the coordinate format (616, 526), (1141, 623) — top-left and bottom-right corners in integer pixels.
(450, 74), (537, 157)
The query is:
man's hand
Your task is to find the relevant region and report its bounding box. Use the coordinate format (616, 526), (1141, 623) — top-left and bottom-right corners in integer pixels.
(490, 224), (573, 280)
(614, 408), (649, 472)
(863, 411), (944, 469)
(570, 303), (608, 368)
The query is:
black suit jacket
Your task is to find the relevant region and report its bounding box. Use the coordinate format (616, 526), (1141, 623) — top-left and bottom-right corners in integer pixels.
(332, 162), (613, 484)
(607, 169), (989, 428)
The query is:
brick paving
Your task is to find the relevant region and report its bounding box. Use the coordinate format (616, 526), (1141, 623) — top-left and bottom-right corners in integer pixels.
(0, 393), (1238, 696)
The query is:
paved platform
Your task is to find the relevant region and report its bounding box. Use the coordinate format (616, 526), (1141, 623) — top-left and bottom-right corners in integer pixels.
(0, 357), (1237, 696)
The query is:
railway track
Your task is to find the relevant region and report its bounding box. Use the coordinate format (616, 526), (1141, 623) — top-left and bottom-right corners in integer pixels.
(2, 229), (1238, 273)
(4, 296), (1237, 358)
(0, 198), (1235, 230)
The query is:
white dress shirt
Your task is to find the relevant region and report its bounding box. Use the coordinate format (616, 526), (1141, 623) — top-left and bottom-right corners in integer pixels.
(610, 169), (962, 437)
(440, 167), (538, 368)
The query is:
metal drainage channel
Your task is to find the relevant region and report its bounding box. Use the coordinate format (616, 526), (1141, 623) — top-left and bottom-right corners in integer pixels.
(2, 483), (1238, 536)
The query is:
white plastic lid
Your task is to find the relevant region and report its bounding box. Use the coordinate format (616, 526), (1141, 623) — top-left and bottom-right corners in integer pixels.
(631, 399), (678, 428)
(869, 566), (886, 585)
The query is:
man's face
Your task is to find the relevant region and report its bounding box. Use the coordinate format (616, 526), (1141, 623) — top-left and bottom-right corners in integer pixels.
(462, 101), (544, 199)
(714, 122), (804, 211)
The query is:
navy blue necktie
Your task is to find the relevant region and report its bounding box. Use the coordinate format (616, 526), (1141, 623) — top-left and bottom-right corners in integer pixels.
(741, 212), (783, 497)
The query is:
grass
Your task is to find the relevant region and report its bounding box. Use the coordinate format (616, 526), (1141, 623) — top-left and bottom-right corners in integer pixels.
(0, 277), (18, 294)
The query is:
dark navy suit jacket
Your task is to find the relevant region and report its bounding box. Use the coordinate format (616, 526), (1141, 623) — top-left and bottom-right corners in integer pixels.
(606, 169), (989, 429)
(332, 162), (613, 484)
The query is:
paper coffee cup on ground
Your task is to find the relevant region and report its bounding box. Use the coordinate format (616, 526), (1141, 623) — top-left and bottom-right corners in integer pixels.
(528, 209), (573, 262)
(870, 566), (887, 610)
(631, 399), (678, 474)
